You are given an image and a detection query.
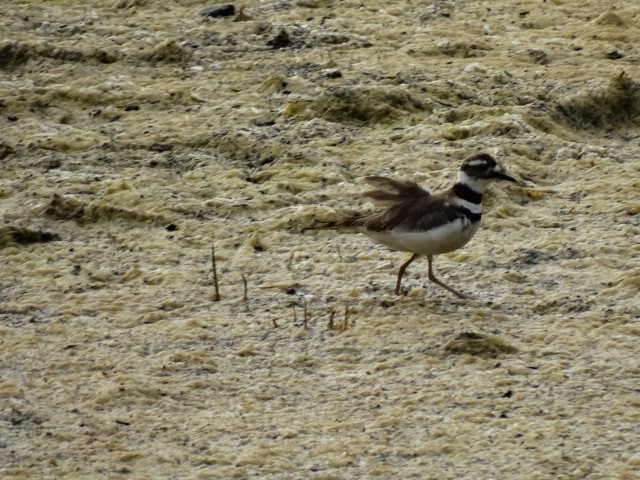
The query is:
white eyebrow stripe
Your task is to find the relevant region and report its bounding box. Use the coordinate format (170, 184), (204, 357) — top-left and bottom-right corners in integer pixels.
(467, 160), (487, 167)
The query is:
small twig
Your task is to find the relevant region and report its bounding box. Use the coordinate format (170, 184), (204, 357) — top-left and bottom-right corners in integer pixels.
(342, 305), (350, 331)
(241, 274), (248, 301)
(211, 244), (221, 301)
(287, 251), (294, 270)
(328, 307), (335, 330)
(293, 306), (297, 324)
(272, 318), (278, 328)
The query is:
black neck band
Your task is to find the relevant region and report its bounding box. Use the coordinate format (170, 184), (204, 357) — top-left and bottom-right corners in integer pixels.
(455, 205), (481, 223)
(453, 183), (482, 204)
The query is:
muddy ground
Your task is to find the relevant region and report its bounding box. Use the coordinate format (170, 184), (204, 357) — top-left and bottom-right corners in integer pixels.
(1, 1), (639, 478)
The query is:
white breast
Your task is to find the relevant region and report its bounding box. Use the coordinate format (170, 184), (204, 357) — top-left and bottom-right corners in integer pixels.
(361, 218), (481, 256)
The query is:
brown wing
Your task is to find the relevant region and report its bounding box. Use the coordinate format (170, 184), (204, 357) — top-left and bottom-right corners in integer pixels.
(362, 194), (461, 232)
(308, 177), (448, 232)
(363, 176), (430, 207)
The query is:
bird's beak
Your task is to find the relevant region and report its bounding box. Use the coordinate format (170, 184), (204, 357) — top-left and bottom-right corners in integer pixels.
(491, 170), (517, 183)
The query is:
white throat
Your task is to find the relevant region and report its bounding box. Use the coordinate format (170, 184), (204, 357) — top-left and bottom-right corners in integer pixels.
(456, 170), (490, 193)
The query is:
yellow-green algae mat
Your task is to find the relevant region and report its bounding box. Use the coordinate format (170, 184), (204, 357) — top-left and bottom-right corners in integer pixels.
(1, 1), (639, 479)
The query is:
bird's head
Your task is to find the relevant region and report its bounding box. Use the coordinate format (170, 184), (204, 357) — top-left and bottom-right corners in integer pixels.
(458, 153), (517, 191)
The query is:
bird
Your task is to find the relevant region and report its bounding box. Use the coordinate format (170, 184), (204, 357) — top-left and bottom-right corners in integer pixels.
(314, 153), (517, 298)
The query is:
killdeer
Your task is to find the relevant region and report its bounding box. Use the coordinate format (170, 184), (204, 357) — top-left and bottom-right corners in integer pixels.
(316, 153), (517, 298)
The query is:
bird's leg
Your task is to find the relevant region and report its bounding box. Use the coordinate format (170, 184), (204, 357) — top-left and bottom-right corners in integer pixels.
(427, 255), (471, 299)
(395, 253), (419, 295)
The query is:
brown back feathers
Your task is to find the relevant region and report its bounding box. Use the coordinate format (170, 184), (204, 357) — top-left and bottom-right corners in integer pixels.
(362, 176), (430, 207)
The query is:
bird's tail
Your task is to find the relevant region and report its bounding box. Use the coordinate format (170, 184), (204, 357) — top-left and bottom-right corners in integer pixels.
(301, 216), (366, 233)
